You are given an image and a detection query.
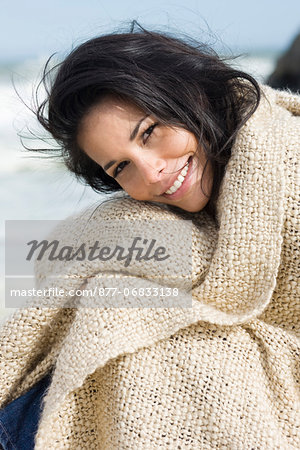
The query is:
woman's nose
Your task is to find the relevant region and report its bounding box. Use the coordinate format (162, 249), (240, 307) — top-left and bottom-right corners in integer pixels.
(136, 155), (167, 185)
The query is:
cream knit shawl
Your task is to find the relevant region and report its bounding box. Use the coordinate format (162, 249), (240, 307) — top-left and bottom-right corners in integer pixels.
(0, 85), (299, 449)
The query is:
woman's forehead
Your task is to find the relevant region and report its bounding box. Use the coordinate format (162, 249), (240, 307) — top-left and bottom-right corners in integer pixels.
(77, 97), (147, 153)
(95, 96), (144, 118)
(81, 97), (146, 132)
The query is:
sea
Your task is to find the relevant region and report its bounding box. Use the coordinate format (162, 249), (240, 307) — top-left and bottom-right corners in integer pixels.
(0, 51), (279, 319)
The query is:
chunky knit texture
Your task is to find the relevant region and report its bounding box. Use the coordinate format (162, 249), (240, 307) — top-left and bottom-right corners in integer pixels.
(0, 85), (299, 449)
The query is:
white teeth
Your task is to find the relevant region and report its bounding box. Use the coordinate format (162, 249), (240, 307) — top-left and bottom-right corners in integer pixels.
(173, 180), (182, 188)
(164, 161), (189, 195)
(180, 170), (187, 177)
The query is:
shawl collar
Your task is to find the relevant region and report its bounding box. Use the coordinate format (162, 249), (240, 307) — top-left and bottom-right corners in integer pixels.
(39, 86), (296, 418)
(1, 86), (298, 421)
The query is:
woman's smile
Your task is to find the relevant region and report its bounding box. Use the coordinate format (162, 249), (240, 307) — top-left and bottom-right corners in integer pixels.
(78, 97), (214, 212)
(162, 155), (193, 198)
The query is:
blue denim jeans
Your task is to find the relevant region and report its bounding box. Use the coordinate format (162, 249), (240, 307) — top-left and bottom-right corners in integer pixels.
(0, 374), (51, 450)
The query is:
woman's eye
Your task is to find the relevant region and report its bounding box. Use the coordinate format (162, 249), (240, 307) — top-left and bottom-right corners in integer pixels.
(113, 160), (129, 177)
(142, 123), (158, 144)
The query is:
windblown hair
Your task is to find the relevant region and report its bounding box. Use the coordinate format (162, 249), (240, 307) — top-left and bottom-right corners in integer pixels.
(34, 23), (261, 220)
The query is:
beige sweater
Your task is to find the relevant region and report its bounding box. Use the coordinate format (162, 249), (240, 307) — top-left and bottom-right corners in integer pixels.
(0, 85), (299, 449)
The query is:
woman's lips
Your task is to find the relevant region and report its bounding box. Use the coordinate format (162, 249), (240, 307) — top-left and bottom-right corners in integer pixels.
(162, 155), (193, 199)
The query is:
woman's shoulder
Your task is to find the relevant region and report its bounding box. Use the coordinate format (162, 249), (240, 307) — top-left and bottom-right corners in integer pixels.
(86, 193), (182, 221)
(69, 192), (212, 227)
(46, 194), (182, 242)
(260, 84), (300, 117)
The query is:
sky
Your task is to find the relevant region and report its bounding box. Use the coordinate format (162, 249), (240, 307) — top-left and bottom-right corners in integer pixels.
(1, 0), (300, 63)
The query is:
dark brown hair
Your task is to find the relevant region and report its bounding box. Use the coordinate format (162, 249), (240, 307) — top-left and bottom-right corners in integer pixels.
(33, 22), (261, 220)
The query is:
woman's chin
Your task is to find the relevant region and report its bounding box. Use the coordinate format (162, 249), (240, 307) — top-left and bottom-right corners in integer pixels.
(171, 185), (211, 212)
(176, 200), (209, 213)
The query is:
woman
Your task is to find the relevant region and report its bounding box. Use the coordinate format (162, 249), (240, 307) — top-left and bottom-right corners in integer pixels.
(0, 25), (299, 449)
(34, 25), (261, 223)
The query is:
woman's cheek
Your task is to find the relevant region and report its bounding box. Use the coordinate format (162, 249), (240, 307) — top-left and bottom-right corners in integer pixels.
(119, 178), (144, 200)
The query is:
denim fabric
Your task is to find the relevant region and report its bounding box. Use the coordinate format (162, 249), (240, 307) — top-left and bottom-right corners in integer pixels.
(0, 374), (51, 450)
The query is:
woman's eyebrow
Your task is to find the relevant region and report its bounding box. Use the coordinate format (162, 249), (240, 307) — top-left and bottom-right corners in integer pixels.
(104, 160), (117, 171)
(129, 114), (149, 141)
(103, 114), (150, 172)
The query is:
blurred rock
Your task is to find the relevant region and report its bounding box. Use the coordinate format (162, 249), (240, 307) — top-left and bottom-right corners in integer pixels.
(267, 33), (300, 93)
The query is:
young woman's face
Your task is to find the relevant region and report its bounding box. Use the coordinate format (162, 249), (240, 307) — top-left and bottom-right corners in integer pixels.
(78, 97), (214, 212)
